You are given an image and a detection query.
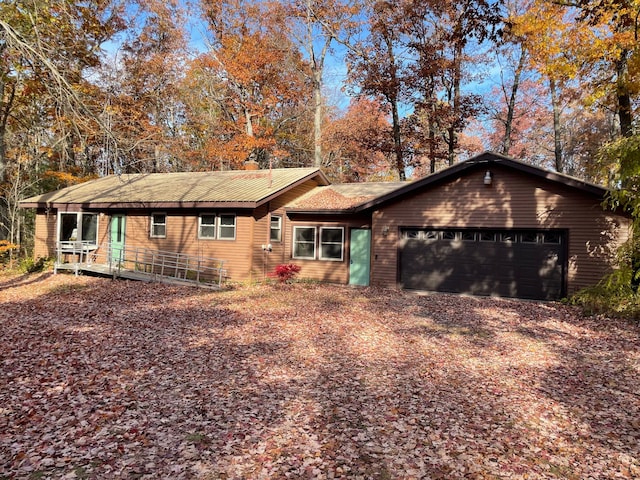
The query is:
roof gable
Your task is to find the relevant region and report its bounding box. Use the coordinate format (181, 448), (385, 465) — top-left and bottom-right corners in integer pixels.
(353, 151), (609, 212)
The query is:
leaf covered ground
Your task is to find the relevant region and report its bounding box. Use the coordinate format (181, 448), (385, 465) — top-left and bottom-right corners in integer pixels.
(1, 273), (639, 479)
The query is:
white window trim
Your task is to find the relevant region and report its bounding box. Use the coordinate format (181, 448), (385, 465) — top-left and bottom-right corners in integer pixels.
(293, 226), (316, 259)
(150, 212), (167, 238)
(319, 227), (344, 261)
(217, 214), (236, 240)
(270, 215), (282, 243)
(198, 213), (217, 240)
(57, 212), (99, 248)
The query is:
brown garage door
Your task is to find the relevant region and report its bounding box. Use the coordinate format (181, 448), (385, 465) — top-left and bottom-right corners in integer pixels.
(399, 229), (566, 300)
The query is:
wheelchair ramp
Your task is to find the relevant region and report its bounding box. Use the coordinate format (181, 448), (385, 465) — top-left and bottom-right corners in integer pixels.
(54, 242), (226, 289)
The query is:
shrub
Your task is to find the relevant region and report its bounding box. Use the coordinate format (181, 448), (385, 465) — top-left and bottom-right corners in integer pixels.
(19, 256), (50, 273)
(269, 263), (301, 283)
(569, 267), (640, 322)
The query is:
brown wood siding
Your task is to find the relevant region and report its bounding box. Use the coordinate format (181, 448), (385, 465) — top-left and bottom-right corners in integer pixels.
(251, 204), (272, 281)
(286, 214), (371, 284)
(111, 211), (255, 281)
(255, 182), (323, 279)
(30, 179), (325, 281)
(371, 165), (630, 294)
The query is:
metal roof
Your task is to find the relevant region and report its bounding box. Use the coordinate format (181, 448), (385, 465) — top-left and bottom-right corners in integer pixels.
(20, 168), (329, 209)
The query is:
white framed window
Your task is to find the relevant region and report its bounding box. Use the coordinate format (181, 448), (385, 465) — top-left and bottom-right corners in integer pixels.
(150, 213), (166, 238)
(320, 227), (344, 261)
(270, 215), (282, 242)
(293, 226), (316, 259)
(58, 212), (98, 247)
(218, 214), (236, 240)
(199, 214), (216, 239)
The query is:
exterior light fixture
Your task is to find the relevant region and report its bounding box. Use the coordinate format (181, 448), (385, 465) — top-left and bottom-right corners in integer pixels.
(483, 170), (493, 186)
(382, 226), (390, 236)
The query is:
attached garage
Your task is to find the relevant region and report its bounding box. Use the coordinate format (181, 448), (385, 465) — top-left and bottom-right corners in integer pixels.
(399, 228), (566, 300)
(281, 152), (629, 299)
(363, 152), (631, 299)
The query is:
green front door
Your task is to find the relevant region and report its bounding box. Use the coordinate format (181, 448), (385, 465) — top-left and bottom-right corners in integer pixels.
(349, 229), (371, 286)
(110, 214), (126, 263)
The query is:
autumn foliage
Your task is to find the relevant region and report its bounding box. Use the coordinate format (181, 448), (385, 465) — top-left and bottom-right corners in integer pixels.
(1, 0), (638, 275)
(0, 240), (18, 256)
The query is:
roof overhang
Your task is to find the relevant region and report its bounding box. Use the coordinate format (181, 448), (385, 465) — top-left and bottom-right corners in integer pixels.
(19, 201), (260, 211)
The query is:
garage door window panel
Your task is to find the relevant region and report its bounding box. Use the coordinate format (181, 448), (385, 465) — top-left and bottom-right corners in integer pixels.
(404, 230), (420, 239)
(442, 230), (457, 241)
(543, 232), (562, 244)
(480, 232), (497, 242)
(521, 232), (540, 243)
(461, 231), (476, 242)
(500, 232), (515, 243)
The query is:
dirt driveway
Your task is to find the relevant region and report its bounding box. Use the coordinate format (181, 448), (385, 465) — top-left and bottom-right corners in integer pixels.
(1, 273), (639, 479)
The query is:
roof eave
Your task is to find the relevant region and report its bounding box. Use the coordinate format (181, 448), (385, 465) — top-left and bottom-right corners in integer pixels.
(19, 201), (260, 210)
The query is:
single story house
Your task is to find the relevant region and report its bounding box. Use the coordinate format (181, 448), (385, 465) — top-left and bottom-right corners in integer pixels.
(20, 152), (631, 300)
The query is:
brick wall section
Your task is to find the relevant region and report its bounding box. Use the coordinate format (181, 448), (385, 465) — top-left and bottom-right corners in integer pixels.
(34, 210), (56, 259)
(370, 164), (630, 294)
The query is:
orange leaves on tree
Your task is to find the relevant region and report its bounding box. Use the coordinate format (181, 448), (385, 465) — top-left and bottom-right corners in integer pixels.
(324, 97), (395, 182)
(42, 169), (96, 189)
(0, 240), (19, 255)
(185, 0), (310, 168)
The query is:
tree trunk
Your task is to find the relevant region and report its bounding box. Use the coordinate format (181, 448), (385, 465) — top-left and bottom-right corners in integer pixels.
(382, 34), (404, 180)
(312, 69), (323, 167)
(304, 0), (332, 169)
(502, 46), (526, 156)
(616, 48), (633, 138)
(549, 77), (563, 172)
(0, 68), (14, 185)
(429, 109), (437, 174)
(389, 95), (404, 181)
(447, 42), (463, 166)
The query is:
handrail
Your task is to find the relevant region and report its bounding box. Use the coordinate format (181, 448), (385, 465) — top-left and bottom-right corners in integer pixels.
(54, 242), (226, 287)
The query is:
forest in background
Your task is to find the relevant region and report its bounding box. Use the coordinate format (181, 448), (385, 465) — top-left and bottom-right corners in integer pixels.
(0, 0), (638, 257)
